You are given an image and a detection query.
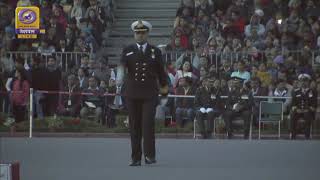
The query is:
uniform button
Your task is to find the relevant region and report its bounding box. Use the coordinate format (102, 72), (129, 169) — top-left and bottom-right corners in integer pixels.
(142, 68), (146, 70)
(143, 63), (147, 66)
(136, 68), (138, 70)
(136, 63), (139, 65)
(142, 79), (145, 81)
(135, 78), (138, 81)
(135, 73), (138, 76)
(142, 73), (145, 76)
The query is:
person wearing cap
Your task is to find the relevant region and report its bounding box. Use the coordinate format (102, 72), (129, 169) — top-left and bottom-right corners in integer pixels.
(290, 74), (317, 139)
(116, 20), (168, 166)
(194, 77), (222, 139)
(223, 76), (254, 139)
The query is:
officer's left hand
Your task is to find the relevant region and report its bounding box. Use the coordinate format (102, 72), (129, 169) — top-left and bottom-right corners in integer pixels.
(159, 85), (169, 96)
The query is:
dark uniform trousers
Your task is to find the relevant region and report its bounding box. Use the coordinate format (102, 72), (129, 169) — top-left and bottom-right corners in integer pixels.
(127, 97), (158, 161)
(290, 109), (314, 137)
(121, 43), (168, 161)
(196, 111), (219, 135)
(223, 110), (251, 135)
(222, 89), (254, 136)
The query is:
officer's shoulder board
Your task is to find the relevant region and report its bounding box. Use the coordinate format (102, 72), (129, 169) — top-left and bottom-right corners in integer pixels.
(123, 44), (135, 56)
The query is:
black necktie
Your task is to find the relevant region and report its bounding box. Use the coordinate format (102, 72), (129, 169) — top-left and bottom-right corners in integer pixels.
(139, 45), (144, 54)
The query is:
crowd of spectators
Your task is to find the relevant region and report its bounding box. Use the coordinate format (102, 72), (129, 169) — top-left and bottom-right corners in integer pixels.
(156, 0), (320, 128)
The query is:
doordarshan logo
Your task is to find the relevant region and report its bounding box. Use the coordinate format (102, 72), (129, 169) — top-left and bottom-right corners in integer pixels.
(18, 9), (37, 24)
(15, 6), (44, 39)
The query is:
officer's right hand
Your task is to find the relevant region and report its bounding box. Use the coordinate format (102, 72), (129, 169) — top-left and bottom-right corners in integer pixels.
(159, 85), (169, 96)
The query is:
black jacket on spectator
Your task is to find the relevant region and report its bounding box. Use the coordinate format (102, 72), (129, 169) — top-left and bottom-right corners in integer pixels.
(31, 66), (47, 90)
(194, 87), (222, 110)
(225, 88), (254, 112)
(291, 88), (318, 110)
(58, 84), (82, 111)
(45, 68), (62, 91)
(82, 88), (105, 108)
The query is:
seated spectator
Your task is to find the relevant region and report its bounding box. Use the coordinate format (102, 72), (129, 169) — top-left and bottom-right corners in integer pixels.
(194, 77), (221, 139)
(87, 58), (109, 82)
(175, 77), (196, 127)
(203, 35), (217, 54)
(244, 14), (266, 39)
(86, 8), (105, 46)
(70, 0), (85, 25)
(57, 74), (82, 117)
(10, 68), (30, 124)
(223, 77), (254, 139)
(174, 58), (198, 88)
(85, 0), (106, 23)
(219, 62), (233, 80)
(0, 48), (14, 76)
(230, 60), (251, 82)
(80, 76), (105, 123)
(48, 16), (65, 43)
(78, 67), (89, 90)
(105, 77), (123, 127)
(17, 0), (31, 7)
(256, 63), (272, 88)
(269, 79), (291, 113)
(53, 5), (68, 31)
(223, 10), (245, 38)
(37, 39), (56, 56)
(172, 27), (190, 51)
(290, 74), (318, 139)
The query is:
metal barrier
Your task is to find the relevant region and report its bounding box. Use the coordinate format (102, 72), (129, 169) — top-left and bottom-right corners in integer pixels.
(162, 49), (320, 67)
(6, 51), (90, 72)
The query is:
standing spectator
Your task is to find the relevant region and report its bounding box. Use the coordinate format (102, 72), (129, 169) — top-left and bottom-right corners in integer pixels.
(44, 56), (62, 116)
(10, 68), (29, 124)
(31, 56), (47, 121)
(175, 77), (196, 127)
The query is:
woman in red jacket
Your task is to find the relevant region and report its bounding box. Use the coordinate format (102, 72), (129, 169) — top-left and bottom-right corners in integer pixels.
(10, 68), (30, 123)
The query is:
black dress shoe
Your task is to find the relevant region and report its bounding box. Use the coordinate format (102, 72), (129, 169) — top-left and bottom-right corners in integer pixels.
(227, 132), (233, 139)
(129, 160), (141, 166)
(145, 157), (156, 164)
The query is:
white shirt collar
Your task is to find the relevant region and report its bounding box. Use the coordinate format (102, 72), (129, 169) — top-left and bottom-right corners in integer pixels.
(136, 43), (148, 52)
